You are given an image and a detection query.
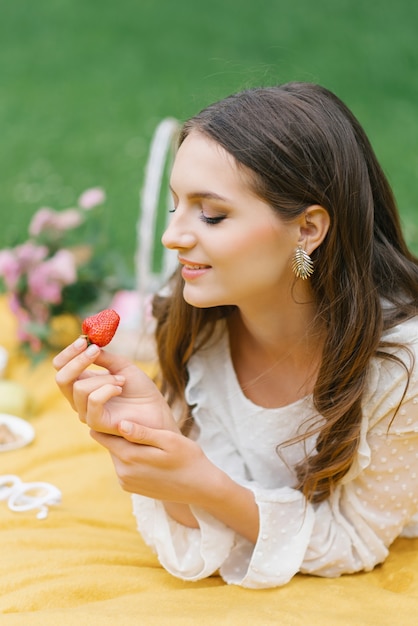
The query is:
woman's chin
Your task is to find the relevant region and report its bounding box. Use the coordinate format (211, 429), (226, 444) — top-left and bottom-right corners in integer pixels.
(182, 287), (224, 309)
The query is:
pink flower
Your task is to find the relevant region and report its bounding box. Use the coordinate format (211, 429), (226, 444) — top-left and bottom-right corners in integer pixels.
(29, 207), (84, 236)
(22, 292), (50, 323)
(9, 293), (24, 315)
(15, 242), (48, 266)
(1, 185), (114, 356)
(29, 208), (55, 236)
(48, 249), (78, 284)
(111, 290), (155, 328)
(0, 249), (21, 289)
(54, 209), (84, 231)
(78, 187), (106, 210)
(27, 249), (77, 304)
(0, 243), (48, 289)
(9, 296), (43, 351)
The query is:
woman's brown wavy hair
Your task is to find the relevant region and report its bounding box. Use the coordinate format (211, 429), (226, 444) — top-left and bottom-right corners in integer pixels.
(152, 82), (418, 503)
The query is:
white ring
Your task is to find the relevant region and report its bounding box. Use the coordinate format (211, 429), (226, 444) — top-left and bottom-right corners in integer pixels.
(0, 474), (22, 501)
(7, 481), (62, 514)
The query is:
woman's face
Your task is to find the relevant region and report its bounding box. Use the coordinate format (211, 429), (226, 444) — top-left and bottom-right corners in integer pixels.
(162, 131), (301, 311)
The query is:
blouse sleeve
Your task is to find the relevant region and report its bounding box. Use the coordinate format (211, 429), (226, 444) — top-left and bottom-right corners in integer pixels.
(132, 325), (418, 589)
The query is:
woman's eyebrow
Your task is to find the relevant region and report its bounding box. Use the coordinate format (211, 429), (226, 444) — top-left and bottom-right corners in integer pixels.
(191, 191), (230, 202)
(169, 186), (230, 203)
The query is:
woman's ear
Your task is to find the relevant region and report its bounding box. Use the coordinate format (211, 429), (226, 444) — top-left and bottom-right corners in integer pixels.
(298, 205), (330, 254)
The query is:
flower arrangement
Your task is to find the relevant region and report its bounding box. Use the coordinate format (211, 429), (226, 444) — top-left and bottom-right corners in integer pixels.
(0, 188), (132, 359)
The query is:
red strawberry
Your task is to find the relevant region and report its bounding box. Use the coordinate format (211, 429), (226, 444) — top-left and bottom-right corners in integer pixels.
(81, 309), (120, 347)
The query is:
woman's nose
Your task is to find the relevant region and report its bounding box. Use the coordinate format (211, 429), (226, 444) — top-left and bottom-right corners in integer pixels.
(161, 211), (196, 250)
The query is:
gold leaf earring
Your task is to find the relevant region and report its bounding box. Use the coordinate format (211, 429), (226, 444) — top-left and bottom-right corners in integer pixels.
(292, 245), (314, 280)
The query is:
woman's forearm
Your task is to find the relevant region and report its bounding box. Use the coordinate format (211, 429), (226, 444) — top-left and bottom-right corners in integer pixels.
(164, 470), (260, 544)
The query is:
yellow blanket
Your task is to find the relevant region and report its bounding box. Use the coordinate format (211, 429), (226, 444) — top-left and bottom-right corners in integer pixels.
(1, 298), (418, 625)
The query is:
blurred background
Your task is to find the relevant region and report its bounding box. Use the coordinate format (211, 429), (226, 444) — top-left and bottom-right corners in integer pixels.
(1, 0), (417, 272)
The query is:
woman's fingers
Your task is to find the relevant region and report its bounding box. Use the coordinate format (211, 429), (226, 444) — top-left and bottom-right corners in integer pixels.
(73, 374), (125, 423)
(52, 336), (90, 370)
(118, 420), (166, 447)
(89, 425), (207, 503)
(53, 338), (179, 435)
(92, 423), (172, 457)
(92, 349), (137, 375)
(53, 337), (132, 377)
(53, 339), (107, 407)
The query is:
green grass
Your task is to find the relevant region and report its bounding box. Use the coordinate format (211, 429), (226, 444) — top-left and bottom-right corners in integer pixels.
(1, 0), (417, 273)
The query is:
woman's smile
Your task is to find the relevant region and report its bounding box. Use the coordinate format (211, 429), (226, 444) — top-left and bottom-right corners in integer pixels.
(179, 257), (212, 280)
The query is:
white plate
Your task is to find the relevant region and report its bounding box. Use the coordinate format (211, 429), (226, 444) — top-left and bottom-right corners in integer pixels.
(0, 414), (35, 452)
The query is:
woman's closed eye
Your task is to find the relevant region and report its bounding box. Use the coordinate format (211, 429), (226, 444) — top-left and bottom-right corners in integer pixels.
(167, 197), (227, 225)
(199, 211), (226, 225)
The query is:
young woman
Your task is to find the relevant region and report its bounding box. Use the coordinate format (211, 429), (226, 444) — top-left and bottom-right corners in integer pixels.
(54, 82), (418, 589)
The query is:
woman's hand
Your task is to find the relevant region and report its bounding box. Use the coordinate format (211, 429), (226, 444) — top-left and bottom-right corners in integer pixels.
(91, 420), (219, 506)
(53, 337), (179, 436)
(93, 419), (260, 542)
(54, 340), (260, 541)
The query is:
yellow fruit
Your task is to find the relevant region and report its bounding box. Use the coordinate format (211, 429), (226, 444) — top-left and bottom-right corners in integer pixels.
(48, 314), (81, 349)
(0, 380), (30, 417)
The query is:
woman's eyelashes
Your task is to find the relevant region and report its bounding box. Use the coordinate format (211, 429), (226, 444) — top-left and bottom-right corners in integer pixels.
(167, 205), (226, 225)
(199, 211), (226, 225)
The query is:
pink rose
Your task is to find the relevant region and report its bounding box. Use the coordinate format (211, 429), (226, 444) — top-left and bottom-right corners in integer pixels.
(0, 249), (21, 289)
(111, 290), (155, 328)
(22, 292), (50, 323)
(27, 250), (77, 304)
(54, 209), (84, 231)
(0, 243), (48, 289)
(29, 207), (84, 236)
(15, 242), (48, 266)
(9, 299), (42, 351)
(29, 208), (55, 236)
(78, 187), (106, 210)
(48, 249), (78, 284)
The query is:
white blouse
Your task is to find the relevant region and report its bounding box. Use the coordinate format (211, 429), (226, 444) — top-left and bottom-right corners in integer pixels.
(132, 316), (418, 589)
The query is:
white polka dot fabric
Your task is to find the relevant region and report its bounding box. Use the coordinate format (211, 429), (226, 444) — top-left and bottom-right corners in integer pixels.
(133, 317), (418, 588)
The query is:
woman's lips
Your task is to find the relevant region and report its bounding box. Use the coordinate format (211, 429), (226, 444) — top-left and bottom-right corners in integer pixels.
(179, 259), (211, 280)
